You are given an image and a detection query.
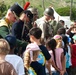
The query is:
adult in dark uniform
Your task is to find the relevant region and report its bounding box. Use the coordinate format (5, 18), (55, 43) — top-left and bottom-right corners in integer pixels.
(11, 10), (33, 42)
(11, 10), (33, 54)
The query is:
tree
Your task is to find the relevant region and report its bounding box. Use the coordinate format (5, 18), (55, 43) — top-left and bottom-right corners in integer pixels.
(42, 0), (45, 10)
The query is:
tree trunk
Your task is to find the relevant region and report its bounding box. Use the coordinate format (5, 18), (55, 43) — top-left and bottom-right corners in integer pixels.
(42, 0), (45, 10)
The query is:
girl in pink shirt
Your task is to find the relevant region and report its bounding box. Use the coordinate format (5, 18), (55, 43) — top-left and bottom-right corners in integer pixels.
(46, 37), (68, 75)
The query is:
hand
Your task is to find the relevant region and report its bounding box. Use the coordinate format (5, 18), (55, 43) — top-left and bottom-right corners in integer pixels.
(60, 70), (65, 75)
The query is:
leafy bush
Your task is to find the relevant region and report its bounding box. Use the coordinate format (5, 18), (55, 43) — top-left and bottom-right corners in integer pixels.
(72, 7), (76, 20)
(56, 6), (76, 20)
(0, 1), (7, 19)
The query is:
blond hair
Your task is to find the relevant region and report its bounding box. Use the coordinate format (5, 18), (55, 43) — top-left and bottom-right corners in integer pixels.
(0, 39), (10, 55)
(54, 35), (62, 48)
(24, 50), (30, 70)
(23, 50), (40, 70)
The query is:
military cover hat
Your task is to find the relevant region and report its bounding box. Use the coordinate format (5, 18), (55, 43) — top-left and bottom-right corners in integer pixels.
(10, 3), (24, 17)
(44, 7), (54, 17)
(23, 10), (33, 20)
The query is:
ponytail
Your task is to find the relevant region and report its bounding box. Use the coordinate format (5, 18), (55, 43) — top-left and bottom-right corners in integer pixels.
(23, 51), (30, 71)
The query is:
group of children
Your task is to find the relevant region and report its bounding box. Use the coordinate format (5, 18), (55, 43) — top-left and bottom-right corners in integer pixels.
(23, 27), (68, 75)
(0, 26), (76, 75)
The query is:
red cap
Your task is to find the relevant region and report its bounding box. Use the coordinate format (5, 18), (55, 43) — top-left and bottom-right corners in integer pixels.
(24, 2), (30, 10)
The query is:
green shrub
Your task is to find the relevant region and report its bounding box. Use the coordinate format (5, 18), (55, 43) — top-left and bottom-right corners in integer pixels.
(0, 2), (7, 13)
(56, 6), (76, 20)
(0, 1), (7, 19)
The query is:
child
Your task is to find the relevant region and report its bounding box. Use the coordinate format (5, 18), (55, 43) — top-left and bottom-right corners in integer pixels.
(23, 43), (46, 75)
(5, 35), (25, 75)
(62, 35), (72, 75)
(29, 27), (60, 75)
(45, 37), (56, 75)
(53, 35), (68, 75)
(71, 34), (76, 74)
(0, 39), (17, 75)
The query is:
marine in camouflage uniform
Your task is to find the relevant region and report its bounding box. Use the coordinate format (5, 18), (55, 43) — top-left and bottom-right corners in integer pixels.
(35, 7), (54, 44)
